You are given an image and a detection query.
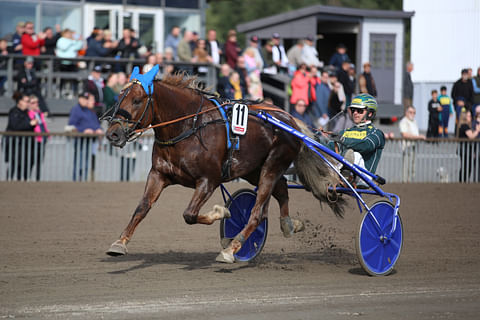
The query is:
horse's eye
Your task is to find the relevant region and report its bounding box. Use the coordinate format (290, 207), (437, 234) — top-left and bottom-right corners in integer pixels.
(132, 98), (141, 105)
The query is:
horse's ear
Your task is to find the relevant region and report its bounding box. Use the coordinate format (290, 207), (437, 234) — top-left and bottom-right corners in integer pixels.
(143, 65), (160, 95)
(130, 66), (140, 81)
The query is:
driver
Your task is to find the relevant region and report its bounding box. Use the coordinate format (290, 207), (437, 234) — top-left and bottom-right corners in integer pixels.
(328, 93), (385, 176)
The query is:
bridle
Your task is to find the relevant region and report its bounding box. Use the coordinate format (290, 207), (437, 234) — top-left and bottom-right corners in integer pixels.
(100, 79), (154, 142)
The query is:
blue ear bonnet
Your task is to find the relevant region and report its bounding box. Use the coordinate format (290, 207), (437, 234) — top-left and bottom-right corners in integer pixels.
(129, 64), (160, 95)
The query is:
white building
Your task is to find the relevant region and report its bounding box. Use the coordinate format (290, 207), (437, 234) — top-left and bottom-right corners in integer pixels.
(0, 0), (206, 53)
(404, 0), (480, 132)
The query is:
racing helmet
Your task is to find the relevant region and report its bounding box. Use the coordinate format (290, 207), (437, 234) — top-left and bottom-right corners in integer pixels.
(350, 93), (378, 120)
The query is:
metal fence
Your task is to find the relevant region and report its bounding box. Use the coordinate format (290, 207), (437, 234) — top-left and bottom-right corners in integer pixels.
(1, 132), (479, 183)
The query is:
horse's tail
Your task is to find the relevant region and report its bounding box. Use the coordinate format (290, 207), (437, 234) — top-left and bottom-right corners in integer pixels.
(292, 119), (347, 218)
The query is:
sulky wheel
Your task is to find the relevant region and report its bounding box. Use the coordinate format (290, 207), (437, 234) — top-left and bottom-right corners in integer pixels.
(220, 189), (268, 262)
(355, 200), (403, 276)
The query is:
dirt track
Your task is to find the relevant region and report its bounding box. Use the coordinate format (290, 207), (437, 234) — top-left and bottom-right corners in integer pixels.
(1, 182), (480, 319)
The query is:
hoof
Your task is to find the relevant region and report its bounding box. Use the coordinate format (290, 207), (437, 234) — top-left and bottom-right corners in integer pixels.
(215, 249), (235, 264)
(106, 240), (128, 256)
(214, 204), (231, 219)
(280, 217), (305, 238)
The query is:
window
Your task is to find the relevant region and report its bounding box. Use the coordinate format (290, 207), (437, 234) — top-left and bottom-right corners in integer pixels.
(165, 0), (198, 9)
(0, 2), (36, 40)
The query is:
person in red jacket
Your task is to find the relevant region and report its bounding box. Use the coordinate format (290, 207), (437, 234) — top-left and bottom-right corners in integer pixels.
(224, 29), (241, 69)
(21, 21), (46, 57)
(290, 63), (316, 109)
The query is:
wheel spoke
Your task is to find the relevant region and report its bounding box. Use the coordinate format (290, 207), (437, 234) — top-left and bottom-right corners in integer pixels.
(362, 243), (379, 258)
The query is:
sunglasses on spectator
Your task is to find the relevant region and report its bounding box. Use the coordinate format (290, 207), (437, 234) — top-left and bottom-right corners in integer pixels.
(350, 107), (366, 114)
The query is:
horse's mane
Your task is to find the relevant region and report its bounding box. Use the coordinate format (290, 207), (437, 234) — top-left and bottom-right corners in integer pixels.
(160, 71), (205, 92)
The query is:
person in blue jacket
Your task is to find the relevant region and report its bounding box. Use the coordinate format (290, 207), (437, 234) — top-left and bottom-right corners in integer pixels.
(68, 91), (103, 181)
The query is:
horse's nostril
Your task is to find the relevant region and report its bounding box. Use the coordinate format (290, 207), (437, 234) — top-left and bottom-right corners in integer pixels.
(107, 131), (120, 141)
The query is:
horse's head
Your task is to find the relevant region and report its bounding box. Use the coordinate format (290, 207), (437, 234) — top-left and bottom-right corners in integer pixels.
(103, 65), (159, 148)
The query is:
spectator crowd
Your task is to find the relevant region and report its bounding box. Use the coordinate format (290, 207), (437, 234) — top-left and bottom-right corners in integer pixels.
(1, 21), (480, 182)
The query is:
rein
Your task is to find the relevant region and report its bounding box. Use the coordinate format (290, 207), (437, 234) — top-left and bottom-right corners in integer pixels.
(132, 103), (293, 134)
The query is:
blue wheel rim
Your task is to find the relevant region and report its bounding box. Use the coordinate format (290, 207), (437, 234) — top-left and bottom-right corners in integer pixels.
(358, 201), (403, 275)
(223, 190), (268, 261)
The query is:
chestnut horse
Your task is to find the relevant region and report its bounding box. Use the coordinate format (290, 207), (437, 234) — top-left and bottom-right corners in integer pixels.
(103, 66), (344, 263)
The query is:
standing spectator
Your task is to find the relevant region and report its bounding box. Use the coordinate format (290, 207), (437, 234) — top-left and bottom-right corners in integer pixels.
(261, 41), (275, 74)
(16, 56), (49, 115)
(56, 28), (83, 96)
(438, 86), (454, 138)
(337, 61), (355, 107)
(224, 29), (241, 69)
(177, 30), (194, 74)
(457, 109), (479, 182)
(11, 21), (25, 55)
(271, 33), (288, 74)
(164, 26), (181, 60)
(290, 63), (316, 109)
(290, 99), (314, 129)
(358, 62), (377, 97)
(83, 65), (105, 117)
(117, 28), (139, 59)
(287, 39), (304, 74)
(103, 73), (118, 112)
(102, 30), (119, 57)
(4, 92), (35, 181)
(451, 68), (474, 112)
(56, 29), (83, 69)
(243, 47), (263, 100)
(68, 92), (103, 181)
(311, 70), (330, 128)
(189, 31), (199, 53)
(41, 25), (61, 56)
(27, 95), (49, 181)
(177, 30), (194, 62)
(427, 89), (441, 138)
(328, 43), (350, 71)
(192, 38), (213, 74)
(246, 35), (264, 72)
(399, 105), (425, 182)
(472, 67), (480, 110)
(206, 29), (222, 66)
(301, 35), (321, 68)
(196, 39), (213, 74)
(403, 62), (414, 109)
(21, 21), (46, 58)
(85, 29), (110, 57)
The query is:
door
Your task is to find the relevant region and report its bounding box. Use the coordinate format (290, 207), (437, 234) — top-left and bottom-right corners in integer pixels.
(85, 5), (163, 51)
(369, 33), (395, 103)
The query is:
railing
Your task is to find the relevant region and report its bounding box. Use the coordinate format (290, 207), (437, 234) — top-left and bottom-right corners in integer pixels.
(1, 132), (479, 183)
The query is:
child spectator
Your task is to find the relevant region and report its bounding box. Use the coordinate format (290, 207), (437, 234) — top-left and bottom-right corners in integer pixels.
(427, 89), (441, 138)
(438, 86), (454, 138)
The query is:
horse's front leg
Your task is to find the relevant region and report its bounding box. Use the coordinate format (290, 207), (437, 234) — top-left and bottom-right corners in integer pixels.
(183, 179), (230, 225)
(107, 169), (166, 256)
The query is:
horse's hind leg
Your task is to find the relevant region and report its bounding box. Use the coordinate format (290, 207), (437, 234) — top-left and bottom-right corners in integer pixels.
(107, 169), (166, 256)
(273, 177), (305, 237)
